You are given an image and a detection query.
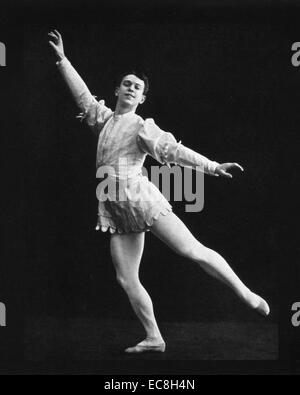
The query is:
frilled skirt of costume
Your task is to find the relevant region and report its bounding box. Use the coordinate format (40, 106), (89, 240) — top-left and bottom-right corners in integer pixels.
(95, 174), (172, 234)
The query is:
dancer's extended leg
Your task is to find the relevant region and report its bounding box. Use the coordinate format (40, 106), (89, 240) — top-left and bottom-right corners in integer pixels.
(110, 232), (165, 353)
(150, 212), (270, 316)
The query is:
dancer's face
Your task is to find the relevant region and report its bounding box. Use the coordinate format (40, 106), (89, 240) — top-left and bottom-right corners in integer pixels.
(116, 74), (146, 108)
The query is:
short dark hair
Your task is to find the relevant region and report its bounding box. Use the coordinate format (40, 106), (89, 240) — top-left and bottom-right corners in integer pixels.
(116, 70), (149, 95)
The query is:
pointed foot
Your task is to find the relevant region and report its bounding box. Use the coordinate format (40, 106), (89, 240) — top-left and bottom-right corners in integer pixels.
(246, 291), (270, 317)
(254, 296), (270, 317)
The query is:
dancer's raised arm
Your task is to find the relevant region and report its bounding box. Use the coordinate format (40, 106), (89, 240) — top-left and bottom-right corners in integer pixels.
(48, 30), (112, 131)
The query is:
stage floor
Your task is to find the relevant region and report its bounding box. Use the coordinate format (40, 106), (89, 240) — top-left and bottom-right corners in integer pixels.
(25, 317), (278, 361)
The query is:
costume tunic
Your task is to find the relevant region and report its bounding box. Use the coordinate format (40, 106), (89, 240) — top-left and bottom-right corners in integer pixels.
(57, 58), (219, 233)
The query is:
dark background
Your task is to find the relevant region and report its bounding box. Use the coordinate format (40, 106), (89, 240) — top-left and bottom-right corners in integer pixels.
(24, 8), (283, 322)
(1, 0), (299, 372)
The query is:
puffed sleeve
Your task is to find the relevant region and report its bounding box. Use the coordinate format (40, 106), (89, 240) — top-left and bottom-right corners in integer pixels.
(56, 57), (113, 133)
(137, 118), (219, 175)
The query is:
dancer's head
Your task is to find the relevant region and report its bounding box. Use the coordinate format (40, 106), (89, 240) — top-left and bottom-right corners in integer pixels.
(115, 71), (149, 110)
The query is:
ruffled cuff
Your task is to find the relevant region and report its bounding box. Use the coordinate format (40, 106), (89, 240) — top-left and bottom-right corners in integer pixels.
(172, 143), (220, 175)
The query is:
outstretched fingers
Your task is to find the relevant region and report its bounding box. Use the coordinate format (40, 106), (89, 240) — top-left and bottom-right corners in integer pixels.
(48, 32), (58, 46)
(220, 170), (233, 179)
(48, 41), (56, 49)
(221, 163), (244, 178)
(48, 31), (58, 39)
(232, 162), (244, 172)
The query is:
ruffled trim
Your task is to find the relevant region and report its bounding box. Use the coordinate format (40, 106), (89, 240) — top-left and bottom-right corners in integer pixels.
(144, 204), (172, 227)
(95, 215), (121, 234)
(95, 224), (150, 234)
(95, 205), (173, 234)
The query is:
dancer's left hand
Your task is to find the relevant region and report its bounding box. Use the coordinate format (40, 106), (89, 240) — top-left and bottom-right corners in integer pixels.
(215, 163), (244, 178)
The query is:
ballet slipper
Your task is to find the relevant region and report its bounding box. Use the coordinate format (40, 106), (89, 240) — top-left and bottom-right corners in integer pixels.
(253, 296), (270, 317)
(125, 341), (166, 354)
(246, 291), (270, 317)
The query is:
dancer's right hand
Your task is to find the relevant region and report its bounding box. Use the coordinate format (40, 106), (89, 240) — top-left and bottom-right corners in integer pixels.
(48, 30), (65, 61)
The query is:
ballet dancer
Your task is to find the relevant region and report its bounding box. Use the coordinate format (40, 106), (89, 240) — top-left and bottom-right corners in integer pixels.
(48, 30), (270, 354)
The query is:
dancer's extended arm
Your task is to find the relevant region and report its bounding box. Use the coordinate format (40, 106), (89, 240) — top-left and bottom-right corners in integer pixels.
(48, 30), (112, 130)
(138, 118), (243, 178)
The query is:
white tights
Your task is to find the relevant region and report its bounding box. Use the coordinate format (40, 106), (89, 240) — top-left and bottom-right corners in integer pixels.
(110, 212), (269, 343)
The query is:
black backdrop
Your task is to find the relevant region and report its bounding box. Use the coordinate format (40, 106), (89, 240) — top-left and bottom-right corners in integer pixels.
(0, 0), (298, 373)
(23, 8), (290, 324)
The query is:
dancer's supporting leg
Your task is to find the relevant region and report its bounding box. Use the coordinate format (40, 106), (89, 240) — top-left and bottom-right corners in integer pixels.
(150, 212), (270, 316)
(110, 232), (166, 353)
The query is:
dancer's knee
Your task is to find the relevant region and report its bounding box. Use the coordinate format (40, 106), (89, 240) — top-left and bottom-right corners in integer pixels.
(116, 274), (140, 293)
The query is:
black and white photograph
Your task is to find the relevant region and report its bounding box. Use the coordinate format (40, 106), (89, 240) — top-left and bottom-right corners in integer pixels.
(0, 0), (299, 376)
